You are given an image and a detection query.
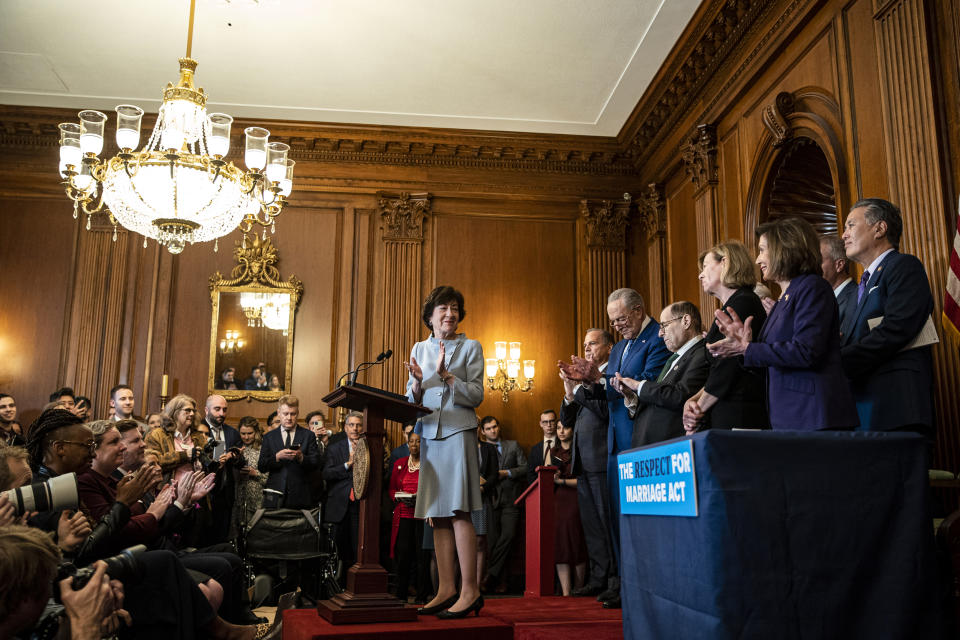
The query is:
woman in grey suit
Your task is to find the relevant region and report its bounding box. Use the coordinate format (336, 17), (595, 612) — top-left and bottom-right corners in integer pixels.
(404, 286), (485, 619)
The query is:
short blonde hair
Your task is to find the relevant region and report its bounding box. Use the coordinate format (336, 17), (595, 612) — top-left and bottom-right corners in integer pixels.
(277, 394), (299, 410)
(699, 241), (757, 289)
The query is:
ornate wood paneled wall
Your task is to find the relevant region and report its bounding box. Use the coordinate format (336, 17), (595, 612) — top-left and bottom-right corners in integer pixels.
(2, 0), (960, 463)
(623, 0), (960, 469)
(0, 113), (646, 451)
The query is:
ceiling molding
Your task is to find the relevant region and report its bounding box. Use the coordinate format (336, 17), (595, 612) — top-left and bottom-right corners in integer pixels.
(616, 0), (821, 170)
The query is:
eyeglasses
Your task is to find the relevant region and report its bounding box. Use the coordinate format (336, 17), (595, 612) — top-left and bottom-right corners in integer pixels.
(58, 440), (96, 454)
(659, 315), (687, 330)
(609, 306), (641, 328)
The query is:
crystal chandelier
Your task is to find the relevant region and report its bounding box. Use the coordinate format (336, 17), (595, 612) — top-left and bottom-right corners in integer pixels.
(56, 0), (294, 254)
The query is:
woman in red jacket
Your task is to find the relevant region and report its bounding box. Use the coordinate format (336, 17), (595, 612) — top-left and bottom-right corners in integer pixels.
(389, 431), (429, 603)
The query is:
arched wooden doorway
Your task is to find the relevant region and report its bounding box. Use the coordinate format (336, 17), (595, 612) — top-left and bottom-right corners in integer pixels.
(762, 136), (838, 233)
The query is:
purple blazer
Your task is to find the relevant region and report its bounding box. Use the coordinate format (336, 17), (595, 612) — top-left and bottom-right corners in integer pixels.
(743, 273), (858, 431)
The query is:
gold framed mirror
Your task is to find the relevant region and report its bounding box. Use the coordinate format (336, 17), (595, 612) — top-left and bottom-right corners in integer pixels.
(208, 234), (303, 402)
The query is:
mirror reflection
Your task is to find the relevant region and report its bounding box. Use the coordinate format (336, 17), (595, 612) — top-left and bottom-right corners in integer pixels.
(214, 291), (292, 393)
(207, 234), (302, 401)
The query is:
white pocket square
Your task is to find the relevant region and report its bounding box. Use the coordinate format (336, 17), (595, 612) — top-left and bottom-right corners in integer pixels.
(868, 285), (879, 293)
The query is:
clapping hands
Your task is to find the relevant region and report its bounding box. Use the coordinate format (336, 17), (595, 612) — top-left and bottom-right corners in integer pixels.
(707, 308), (753, 359)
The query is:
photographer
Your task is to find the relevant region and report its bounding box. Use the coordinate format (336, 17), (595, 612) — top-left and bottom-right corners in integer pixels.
(0, 524), (128, 640)
(25, 408), (277, 639)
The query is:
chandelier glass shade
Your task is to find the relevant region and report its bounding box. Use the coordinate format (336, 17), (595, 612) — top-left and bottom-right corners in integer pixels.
(57, 4), (294, 254)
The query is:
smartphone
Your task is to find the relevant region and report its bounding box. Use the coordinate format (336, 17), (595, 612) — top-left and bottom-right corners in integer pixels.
(289, 443), (301, 450)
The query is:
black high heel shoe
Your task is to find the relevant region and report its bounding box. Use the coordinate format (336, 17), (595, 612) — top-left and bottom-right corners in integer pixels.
(436, 595), (484, 619)
(417, 594), (458, 615)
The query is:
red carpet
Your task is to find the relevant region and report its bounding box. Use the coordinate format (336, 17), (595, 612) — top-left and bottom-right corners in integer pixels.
(283, 596), (623, 640)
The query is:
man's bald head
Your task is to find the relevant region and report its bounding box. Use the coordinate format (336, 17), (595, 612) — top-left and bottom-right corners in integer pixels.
(205, 395), (227, 427)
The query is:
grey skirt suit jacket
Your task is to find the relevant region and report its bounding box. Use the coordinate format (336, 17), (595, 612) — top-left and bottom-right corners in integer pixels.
(406, 333), (485, 517)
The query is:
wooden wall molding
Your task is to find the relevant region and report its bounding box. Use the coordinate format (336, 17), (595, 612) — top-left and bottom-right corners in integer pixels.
(62, 226), (131, 417)
(744, 87), (850, 239)
(761, 91), (798, 147)
(576, 198), (631, 339)
(873, 0), (960, 468)
(0, 107), (636, 179)
(639, 183), (668, 313)
(621, 0), (777, 164)
(376, 191), (432, 400)
(378, 192), (431, 241)
(578, 197), (632, 250)
(681, 124), (720, 193)
(680, 124), (722, 316)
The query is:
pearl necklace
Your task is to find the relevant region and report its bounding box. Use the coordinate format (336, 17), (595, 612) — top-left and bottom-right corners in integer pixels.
(407, 457), (420, 472)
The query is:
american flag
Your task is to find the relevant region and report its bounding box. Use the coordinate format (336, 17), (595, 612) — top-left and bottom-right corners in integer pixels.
(945, 198), (960, 342)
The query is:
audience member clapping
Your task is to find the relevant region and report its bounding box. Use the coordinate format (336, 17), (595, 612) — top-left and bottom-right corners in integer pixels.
(683, 241), (769, 433)
(707, 218), (858, 431)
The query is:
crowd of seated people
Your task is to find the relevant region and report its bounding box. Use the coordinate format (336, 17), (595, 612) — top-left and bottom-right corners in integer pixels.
(0, 200), (939, 630)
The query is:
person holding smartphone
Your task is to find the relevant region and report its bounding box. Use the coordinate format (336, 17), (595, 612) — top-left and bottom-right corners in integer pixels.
(257, 395), (319, 509)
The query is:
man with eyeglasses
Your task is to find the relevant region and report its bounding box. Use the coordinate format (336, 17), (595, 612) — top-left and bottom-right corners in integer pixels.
(558, 287), (669, 608)
(525, 410), (558, 487)
(613, 301), (709, 448)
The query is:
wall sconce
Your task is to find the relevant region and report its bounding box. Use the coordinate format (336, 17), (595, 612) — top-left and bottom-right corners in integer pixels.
(485, 341), (534, 403)
(219, 330), (244, 355)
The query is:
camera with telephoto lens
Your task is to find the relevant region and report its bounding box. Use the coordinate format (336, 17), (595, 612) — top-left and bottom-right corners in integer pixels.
(2, 472), (79, 516)
(55, 544), (147, 602)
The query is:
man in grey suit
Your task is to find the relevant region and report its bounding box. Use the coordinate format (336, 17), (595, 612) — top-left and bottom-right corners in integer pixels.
(820, 235), (857, 330)
(480, 415), (527, 593)
(614, 301), (710, 448)
(559, 328), (614, 598)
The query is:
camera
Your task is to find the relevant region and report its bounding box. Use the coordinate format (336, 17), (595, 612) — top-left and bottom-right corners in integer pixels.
(55, 544), (147, 600)
(203, 437), (221, 456)
(2, 472), (79, 516)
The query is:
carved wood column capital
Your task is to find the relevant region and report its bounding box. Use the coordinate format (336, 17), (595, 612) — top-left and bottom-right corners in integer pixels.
(761, 91), (797, 148)
(681, 123), (719, 191)
(377, 191), (431, 242)
(579, 196), (631, 249)
(637, 183), (666, 241)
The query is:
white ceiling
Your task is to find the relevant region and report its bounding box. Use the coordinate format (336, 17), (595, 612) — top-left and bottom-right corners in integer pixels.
(0, 0), (701, 136)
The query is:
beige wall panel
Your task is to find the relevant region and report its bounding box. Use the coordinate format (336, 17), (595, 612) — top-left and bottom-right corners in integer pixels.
(432, 214), (577, 451)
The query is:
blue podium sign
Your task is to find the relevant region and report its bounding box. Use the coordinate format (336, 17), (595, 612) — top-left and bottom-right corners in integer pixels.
(618, 438), (697, 517)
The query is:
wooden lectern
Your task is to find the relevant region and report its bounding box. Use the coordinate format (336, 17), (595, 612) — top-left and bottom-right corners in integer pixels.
(316, 384), (429, 624)
(514, 465), (558, 597)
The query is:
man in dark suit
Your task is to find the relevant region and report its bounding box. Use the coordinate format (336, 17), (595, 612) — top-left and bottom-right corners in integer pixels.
(525, 410), (558, 487)
(559, 287), (670, 607)
(840, 198), (935, 440)
(820, 234), (857, 330)
(322, 411), (364, 571)
(480, 416), (527, 593)
(614, 301), (710, 448)
(258, 395), (320, 509)
(559, 328), (613, 598)
(200, 394), (242, 545)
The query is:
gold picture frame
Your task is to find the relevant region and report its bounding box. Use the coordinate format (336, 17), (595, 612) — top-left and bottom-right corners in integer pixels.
(208, 234), (303, 402)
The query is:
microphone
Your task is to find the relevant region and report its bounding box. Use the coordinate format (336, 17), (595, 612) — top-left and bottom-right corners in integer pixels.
(336, 349), (394, 387)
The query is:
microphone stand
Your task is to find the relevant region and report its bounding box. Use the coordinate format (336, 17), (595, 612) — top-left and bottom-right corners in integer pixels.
(336, 350), (393, 387)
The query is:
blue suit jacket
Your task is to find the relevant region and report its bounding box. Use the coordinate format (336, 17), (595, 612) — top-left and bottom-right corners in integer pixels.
(840, 251), (934, 434)
(604, 318), (670, 454)
(257, 425), (320, 509)
(744, 273), (858, 430)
